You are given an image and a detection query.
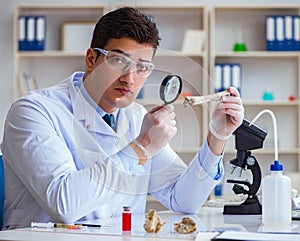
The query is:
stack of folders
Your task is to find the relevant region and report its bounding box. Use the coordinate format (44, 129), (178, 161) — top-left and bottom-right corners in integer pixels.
(266, 15), (300, 51)
(18, 15), (46, 51)
(214, 64), (242, 94)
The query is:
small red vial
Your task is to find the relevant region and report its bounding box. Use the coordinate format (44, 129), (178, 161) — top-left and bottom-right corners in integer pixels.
(122, 206), (131, 231)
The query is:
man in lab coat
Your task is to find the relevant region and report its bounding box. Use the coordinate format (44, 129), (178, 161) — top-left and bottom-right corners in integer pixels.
(1, 7), (244, 229)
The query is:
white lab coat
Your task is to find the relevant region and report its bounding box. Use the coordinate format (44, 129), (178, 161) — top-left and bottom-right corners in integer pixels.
(1, 72), (222, 229)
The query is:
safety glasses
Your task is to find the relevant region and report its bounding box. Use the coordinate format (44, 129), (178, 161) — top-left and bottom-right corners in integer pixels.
(93, 48), (155, 78)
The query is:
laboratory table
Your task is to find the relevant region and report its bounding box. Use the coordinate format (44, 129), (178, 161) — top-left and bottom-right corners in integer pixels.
(0, 207), (300, 241)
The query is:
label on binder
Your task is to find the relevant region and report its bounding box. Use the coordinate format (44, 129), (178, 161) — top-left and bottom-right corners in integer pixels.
(295, 16), (300, 51)
(275, 16), (284, 50)
(18, 16), (26, 51)
(232, 64), (241, 92)
(285, 16), (293, 50)
(223, 65), (231, 90)
(214, 64), (222, 92)
(35, 16), (46, 50)
(266, 16), (275, 51)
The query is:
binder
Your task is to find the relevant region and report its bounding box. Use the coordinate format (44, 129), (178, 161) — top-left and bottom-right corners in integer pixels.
(214, 64), (223, 93)
(18, 15), (46, 51)
(294, 16), (300, 51)
(275, 16), (285, 51)
(223, 64), (231, 91)
(266, 16), (275, 51)
(34, 16), (46, 50)
(214, 64), (242, 94)
(231, 64), (241, 93)
(284, 16), (293, 50)
(18, 16), (27, 51)
(26, 16), (35, 51)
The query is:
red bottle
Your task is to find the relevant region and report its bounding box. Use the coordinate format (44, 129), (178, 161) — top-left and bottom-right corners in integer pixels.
(122, 206), (131, 231)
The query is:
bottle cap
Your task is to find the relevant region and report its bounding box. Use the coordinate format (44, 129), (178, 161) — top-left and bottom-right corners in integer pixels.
(270, 160), (283, 171)
(123, 206), (131, 211)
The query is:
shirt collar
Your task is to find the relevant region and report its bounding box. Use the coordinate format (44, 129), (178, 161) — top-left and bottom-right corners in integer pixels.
(69, 72), (120, 135)
(73, 72), (119, 117)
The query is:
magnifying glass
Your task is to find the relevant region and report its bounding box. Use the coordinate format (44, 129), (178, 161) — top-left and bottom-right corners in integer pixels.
(159, 74), (182, 105)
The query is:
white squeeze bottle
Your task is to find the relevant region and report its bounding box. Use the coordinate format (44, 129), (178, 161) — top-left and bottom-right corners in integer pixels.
(249, 109), (291, 226)
(262, 160), (291, 226)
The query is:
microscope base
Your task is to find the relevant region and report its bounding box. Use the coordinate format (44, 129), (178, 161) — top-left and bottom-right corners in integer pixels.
(223, 197), (262, 215)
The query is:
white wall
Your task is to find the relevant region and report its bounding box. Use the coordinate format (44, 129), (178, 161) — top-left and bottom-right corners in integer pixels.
(0, 0), (299, 142)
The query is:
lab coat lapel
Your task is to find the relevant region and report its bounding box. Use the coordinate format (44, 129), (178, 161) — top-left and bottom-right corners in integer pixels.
(68, 75), (132, 155)
(69, 76), (116, 137)
(115, 109), (129, 137)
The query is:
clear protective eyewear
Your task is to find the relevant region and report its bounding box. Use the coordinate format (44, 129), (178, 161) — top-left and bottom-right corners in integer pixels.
(93, 48), (155, 78)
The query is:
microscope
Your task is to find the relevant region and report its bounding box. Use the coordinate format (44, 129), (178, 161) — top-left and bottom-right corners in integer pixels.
(223, 119), (267, 215)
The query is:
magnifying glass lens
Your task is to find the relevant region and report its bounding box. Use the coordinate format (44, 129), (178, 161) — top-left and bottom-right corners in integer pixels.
(160, 75), (182, 104)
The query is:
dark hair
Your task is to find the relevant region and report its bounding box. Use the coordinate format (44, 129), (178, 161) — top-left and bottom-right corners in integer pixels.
(90, 7), (161, 50)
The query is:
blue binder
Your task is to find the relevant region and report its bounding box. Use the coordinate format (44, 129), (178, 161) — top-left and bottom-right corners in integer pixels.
(230, 63), (241, 93)
(267, 14), (300, 51)
(34, 16), (46, 51)
(266, 16), (276, 51)
(294, 16), (300, 51)
(18, 16), (27, 51)
(18, 15), (46, 51)
(284, 16), (293, 51)
(222, 64), (231, 91)
(214, 64), (242, 94)
(275, 16), (285, 51)
(214, 64), (223, 93)
(26, 16), (35, 50)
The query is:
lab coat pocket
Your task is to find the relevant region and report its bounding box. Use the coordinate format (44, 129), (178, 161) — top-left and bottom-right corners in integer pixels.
(75, 147), (107, 168)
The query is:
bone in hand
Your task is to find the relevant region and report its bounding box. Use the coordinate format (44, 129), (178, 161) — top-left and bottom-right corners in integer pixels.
(183, 89), (230, 107)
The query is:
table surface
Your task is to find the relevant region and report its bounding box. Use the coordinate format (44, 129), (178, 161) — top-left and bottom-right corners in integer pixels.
(0, 207), (300, 241)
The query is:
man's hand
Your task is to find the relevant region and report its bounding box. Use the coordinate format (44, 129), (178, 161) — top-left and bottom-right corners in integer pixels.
(210, 87), (244, 140)
(136, 104), (177, 156)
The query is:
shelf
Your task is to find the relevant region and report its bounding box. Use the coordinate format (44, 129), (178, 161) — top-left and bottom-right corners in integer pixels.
(156, 49), (207, 58)
(243, 101), (299, 106)
(17, 50), (86, 58)
(17, 49), (208, 58)
(16, 4), (108, 11)
(224, 148), (300, 155)
(214, 51), (300, 58)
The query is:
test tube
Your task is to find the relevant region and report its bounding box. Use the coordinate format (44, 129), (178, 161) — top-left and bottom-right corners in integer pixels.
(122, 206), (131, 232)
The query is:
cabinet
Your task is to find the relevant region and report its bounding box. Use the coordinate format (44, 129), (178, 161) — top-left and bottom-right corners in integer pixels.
(13, 5), (108, 99)
(210, 6), (300, 186)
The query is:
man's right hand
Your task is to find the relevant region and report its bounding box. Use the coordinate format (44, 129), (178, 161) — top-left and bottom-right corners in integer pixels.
(136, 104), (177, 157)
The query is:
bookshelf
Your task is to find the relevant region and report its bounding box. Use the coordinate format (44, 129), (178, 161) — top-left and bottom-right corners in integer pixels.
(13, 4), (108, 99)
(210, 6), (300, 185)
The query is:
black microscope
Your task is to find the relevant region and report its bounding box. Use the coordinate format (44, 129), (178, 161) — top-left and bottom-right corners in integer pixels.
(223, 119), (267, 215)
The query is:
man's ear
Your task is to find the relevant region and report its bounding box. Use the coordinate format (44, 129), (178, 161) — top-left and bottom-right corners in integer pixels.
(85, 48), (97, 71)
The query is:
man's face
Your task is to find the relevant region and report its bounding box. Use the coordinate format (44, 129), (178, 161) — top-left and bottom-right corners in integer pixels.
(84, 38), (155, 113)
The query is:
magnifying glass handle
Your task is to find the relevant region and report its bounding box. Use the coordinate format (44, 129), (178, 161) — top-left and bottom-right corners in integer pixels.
(183, 89), (230, 107)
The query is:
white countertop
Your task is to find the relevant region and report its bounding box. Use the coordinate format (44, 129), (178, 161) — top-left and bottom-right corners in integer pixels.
(0, 207), (299, 241)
